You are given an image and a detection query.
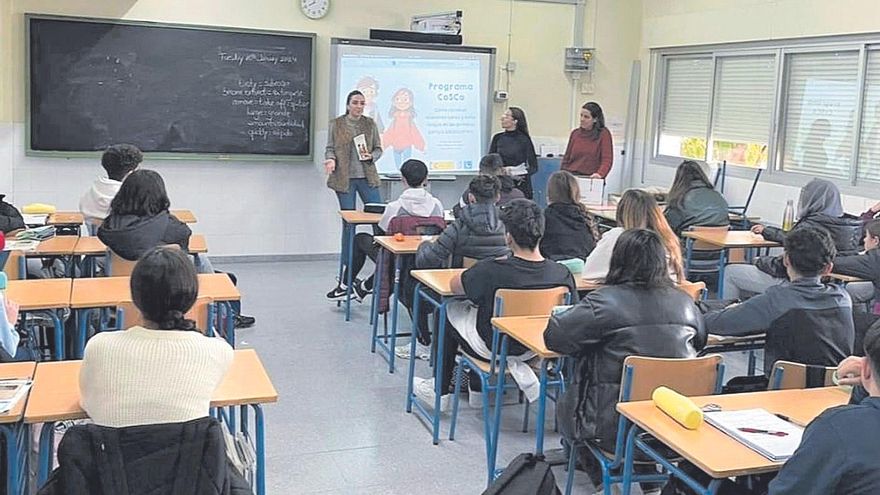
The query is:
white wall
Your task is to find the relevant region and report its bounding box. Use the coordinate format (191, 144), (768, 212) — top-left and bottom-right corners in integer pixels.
(630, 0), (880, 223)
(2, 0), (641, 256)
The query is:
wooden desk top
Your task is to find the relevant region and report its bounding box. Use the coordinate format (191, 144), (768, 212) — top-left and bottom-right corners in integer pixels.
(27, 236), (78, 256)
(71, 273), (240, 309)
(0, 362), (37, 424)
(829, 272), (867, 283)
(189, 234), (208, 254)
(339, 210), (383, 224)
(375, 235), (436, 255)
(584, 205), (618, 223)
(682, 230), (780, 248)
(7, 279), (72, 311)
(707, 333), (766, 347)
(24, 349), (276, 424)
(617, 387), (849, 478)
(491, 316), (557, 358)
(47, 212), (84, 226)
(411, 268), (465, 297)
(171, 209), (198, 224)
(72, 236), (107, 256)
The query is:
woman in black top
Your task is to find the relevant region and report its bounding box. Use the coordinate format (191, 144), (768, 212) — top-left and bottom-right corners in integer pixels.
(541, 170), (596, 260)
(489, 107), (538, 199)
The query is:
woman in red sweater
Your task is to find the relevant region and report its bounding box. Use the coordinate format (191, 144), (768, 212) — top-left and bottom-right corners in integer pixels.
(561, 101), (613, 178)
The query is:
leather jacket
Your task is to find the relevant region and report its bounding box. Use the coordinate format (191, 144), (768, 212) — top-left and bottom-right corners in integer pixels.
(544, 284), (706, 448)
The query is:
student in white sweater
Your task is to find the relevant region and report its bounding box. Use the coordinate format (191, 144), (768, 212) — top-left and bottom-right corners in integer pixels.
(78, 144), (142, 227)
(79, 246), (233, 428)
(582, 189), (685, 284)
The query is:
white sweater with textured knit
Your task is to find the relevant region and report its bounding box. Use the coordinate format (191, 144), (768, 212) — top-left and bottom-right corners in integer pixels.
(79, 326), (233, 428)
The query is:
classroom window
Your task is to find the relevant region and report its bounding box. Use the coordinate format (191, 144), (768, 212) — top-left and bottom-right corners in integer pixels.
(657, 57), (713, 161)
(778, 51), (860, 180)
(858, 50), (880, 183)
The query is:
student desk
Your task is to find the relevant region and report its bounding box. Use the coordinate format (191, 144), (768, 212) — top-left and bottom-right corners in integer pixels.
(616, 387), (850, 495)
(46, 212), (84, 236)
(71, 235), (208, 276)
(0, 362), (36, 495)
(829, 272), (867, 283)
(171, 209), (198, 224)
(25, 349), (278, 495)
(14, 236), (79, 279)
(490, 315), (560, 469)
(681, 231), (779, 299)
(701, 333), (766, 376)
(371, 235), (435, 373)
(70, 274), (241, 357)
(7, 279), (72, 360)
(337, 211), (383, 322)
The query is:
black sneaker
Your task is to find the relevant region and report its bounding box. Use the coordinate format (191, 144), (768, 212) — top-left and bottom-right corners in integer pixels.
(326, 285), (348, 300)
(353, 279), (372, 303)
(234, 314), (256, 329)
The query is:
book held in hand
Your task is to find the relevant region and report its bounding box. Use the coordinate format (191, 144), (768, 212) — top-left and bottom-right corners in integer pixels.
(353, 134), (372, 161)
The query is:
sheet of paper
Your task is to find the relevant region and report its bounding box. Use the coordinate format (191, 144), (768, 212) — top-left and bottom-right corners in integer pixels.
(705, 408), (804, 461)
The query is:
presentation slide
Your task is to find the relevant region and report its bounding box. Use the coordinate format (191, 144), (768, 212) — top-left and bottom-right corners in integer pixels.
(331, 39), (495, 175)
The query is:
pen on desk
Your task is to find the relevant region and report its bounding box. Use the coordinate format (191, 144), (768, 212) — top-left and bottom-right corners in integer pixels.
(774, 413), (806, 427)
(738, 427), (788, 437)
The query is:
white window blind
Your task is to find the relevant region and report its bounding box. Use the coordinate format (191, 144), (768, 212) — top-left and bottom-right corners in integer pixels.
(780, 51), (860, 180)
(659, 57), (713, 138)
(858, 50), (880, 182)
(712, 55), (776, 143)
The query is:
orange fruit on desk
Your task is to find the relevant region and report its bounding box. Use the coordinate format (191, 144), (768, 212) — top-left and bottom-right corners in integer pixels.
(393, 233), (405, 241)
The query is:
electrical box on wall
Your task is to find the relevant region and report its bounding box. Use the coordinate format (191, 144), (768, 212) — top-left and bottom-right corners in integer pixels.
(565, 47), (594, 73)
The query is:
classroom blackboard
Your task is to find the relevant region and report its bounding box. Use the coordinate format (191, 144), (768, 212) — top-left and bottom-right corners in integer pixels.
(27, 15), (314, 158)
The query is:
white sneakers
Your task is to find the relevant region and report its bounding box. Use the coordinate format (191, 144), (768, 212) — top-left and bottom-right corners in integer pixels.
(413, 377), (451, 413)
(395, 342), (431, 361)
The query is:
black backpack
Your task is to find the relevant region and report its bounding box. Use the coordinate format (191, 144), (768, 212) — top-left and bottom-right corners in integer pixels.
(483, 453), (561, 495)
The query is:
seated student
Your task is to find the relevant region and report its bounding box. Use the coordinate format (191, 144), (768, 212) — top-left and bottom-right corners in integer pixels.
(326, 159), (443, 301)
(833, 219), (880, 352)
(407, 175), (508, 360)
(0, 194), (25, 234)
(413, 199), (576, 410)
(98, 170), (256, 328)
(79, 144), (142, 226)
(540, 170), (596, 261)
(726, 178), (862, 299)
(452, 153), (524, 219)
(544, 229), (706, 493)
(767, 327), (880, 495)
(582, 189), (684, 283)
(80, 246), (232, 427)
(705, 226), (854, 378)
(663, 160), (729, 235)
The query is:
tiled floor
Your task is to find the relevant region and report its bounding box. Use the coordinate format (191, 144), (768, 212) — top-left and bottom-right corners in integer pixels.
(219, 260), (758, 495)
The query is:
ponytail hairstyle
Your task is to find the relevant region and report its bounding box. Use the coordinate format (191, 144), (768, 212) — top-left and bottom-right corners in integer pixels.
(131, 246), (199, 332)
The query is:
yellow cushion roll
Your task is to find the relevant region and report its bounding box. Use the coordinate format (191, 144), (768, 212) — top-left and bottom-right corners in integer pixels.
(652, 386), (703, 430)
(21, 203), (56, 214)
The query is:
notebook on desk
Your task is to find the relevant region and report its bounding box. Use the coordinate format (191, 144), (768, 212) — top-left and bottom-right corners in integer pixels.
(704, 408), (804, 462)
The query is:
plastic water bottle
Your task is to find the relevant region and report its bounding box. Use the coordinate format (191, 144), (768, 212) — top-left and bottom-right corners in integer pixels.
(782, 200), (794, 232)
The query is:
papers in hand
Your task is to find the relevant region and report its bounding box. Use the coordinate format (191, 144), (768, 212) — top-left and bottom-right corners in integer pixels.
(0, 379), (32, 414)
(353, 134), (372, 161)
(504, 164), (528, 176)
(704, 408), (804, 462)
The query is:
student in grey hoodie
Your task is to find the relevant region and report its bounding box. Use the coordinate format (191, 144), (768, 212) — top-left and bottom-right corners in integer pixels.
(79, 144), (142, 228)
(327, 159), (443, 301)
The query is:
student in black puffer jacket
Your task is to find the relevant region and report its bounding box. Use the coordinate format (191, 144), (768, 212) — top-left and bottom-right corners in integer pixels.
(725, 178), (863, 299)
(451, 154), (524, 219)
(540, 170), (596, 260)
(0, 195), (25, 234)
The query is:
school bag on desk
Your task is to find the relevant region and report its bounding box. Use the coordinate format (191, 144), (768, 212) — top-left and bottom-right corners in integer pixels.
(482, 453), (560, 495)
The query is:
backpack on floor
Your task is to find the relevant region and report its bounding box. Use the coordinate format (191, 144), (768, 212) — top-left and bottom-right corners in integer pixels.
(482, 453), (561, 495)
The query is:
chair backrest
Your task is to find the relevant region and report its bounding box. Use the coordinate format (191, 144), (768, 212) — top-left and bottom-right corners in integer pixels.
(461, 256), (478, 269)
(622, 355), (724, 402)
(2, 250), (23, 280)
(678, 280), (706, 301)
(107, 250), (137, 277)
(116, 297), (212, 334)
(769, 360), (837, 390)
(493, 287), (571, 317)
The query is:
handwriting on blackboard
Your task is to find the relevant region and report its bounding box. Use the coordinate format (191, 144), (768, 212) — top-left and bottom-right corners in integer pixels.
(220, 77), (308, 141)
(218, 50), (298, 66)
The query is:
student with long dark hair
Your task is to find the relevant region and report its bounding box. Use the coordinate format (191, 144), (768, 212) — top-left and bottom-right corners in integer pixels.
(664, 160), (729, 235)
(561, 101), (613, 179)
(451, 154), (524, 219)
(79, 246), (233, 427)
(540, 170), (595, 260)
(545, 229), (705, 493)
(489, 106), (538, 199)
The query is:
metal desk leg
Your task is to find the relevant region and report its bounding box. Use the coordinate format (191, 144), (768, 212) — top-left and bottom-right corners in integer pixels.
(1, 423), (24, 495)
(405, 283), (423, 414)
(430, 302), (448, 445)
(386, 254), (402, 373)
(37, 422), (55, 487)
(49, 310), (64, 361)
(685, 237), (694, 279)
(369, 248), (384, 332)
(534, 360), (550, 455)
(344, 222), (356, 322)
(717, 248), (729, 300)
(253, 404), (266, 495)
(490, 336), (511, 481)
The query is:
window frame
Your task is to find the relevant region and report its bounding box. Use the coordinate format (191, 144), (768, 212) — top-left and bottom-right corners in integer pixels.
(649, 34), (880, 196)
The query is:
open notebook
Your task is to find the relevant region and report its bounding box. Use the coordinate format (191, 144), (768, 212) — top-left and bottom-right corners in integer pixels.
(704, 408), (804, 462)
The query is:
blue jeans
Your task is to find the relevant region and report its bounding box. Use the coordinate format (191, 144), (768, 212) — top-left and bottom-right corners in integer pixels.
(337, 178), (382, 282)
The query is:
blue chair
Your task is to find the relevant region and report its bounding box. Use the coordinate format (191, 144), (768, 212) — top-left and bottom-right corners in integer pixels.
(768, 360), (836, 390)
(566, 354), (725, 495)
(448, 286), (571, 485)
